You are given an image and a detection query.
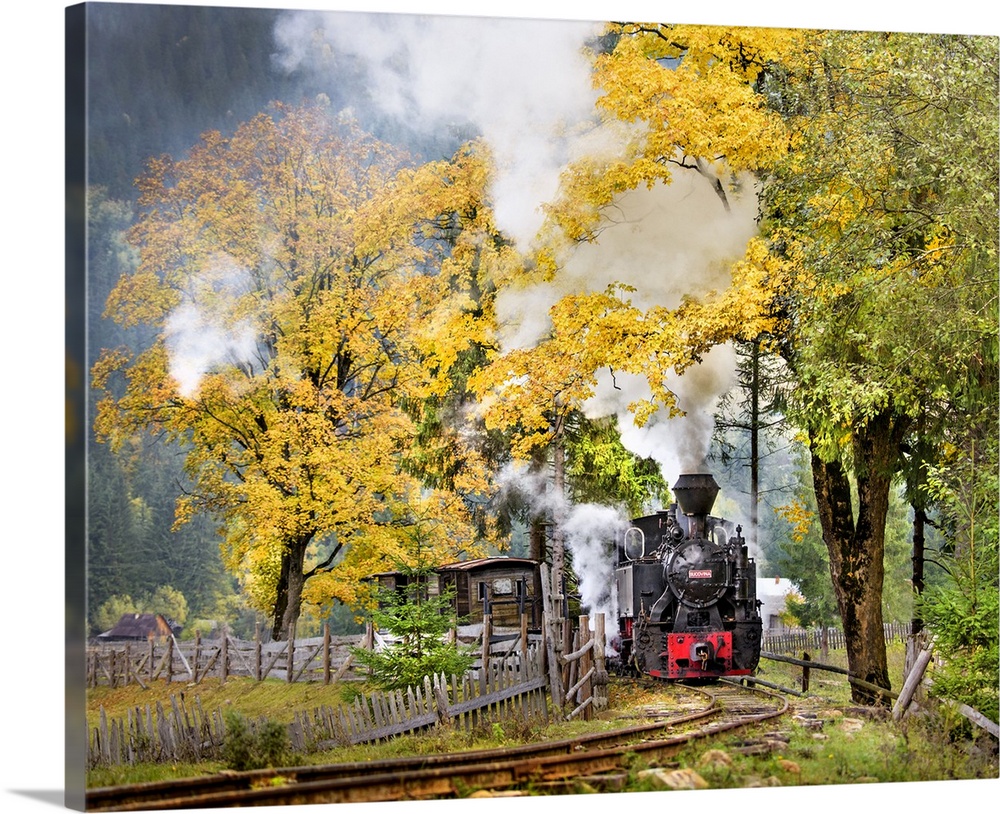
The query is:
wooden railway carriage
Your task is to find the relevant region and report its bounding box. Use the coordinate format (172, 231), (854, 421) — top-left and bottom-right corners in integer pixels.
(436, 557), (543, 629)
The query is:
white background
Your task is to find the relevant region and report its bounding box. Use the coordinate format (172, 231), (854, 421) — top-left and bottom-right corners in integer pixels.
(3, 2), (997, 813)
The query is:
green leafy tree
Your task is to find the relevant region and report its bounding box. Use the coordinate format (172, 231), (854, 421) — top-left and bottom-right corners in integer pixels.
(146, 585), (189, 627)
(564, 412), (669, 517)
(918, 435), (999, 724)
(755, 30), (998, 702)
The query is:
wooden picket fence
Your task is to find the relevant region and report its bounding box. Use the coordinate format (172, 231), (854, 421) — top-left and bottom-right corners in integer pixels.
(88, 644), (549, 768)
(290, 644), (549, 750)
(86, 604), (610, 769)
(762, 622), (910, 655)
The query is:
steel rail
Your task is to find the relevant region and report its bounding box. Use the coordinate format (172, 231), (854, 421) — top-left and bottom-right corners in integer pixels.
(86, 681), (787, 810)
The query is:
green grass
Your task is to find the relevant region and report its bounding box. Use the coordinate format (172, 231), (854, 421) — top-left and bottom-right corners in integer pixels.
(86, 643), (998, 793)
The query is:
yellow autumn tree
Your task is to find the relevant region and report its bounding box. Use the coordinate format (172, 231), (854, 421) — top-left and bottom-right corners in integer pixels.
(93, 103), (506, 639)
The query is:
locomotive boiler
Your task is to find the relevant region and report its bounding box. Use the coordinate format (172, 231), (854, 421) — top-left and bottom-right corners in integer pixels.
(613, 473), (761, 680)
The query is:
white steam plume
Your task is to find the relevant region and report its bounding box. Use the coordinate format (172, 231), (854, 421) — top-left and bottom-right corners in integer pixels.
(497, 462), (628, 623)
(497, 172), (758, 478)
(164, 257), (260, 398)
(273, 11), (603, 250)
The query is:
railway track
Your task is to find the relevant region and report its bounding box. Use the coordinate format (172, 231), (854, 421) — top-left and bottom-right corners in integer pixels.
(86, 680), (788, 809)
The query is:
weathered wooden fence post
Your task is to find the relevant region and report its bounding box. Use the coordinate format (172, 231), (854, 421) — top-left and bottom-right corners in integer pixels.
(221, 628), (229, 683)
(193, 631), (202, 683)
(287, 623), (296, 683)
(893, 645), (934, 722)
(520, 611), (529, 661)
(480, 614), (493, 692)
(254, 622), (262, 682)
(579, 615), (592, 719)
(801, 651), (811, 692)
(539, 563), (564, 719)
(323, 623), (332, 685)
(594, 613), (608, 711)
(561, 618), (573, 692)
(364, 621), (374, 678)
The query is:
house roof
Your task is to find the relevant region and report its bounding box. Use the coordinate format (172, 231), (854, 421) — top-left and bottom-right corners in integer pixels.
(367, 557), (541, 580)
(436, 557), (540, 573)
(96, 613), (178, 640)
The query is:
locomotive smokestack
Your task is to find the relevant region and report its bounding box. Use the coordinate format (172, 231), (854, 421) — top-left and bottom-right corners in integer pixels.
(672, 473), (720, 524)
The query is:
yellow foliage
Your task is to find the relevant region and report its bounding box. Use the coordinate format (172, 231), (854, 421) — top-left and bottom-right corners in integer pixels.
(776, 497), (816, 544)
(544, 24), (799, 242)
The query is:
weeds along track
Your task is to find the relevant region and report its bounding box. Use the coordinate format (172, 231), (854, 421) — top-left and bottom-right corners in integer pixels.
(86, 680), (788, 809)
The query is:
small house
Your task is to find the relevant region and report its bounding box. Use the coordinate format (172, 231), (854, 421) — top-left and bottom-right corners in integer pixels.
(757, 577), (798, 632)
(96, 613), (181, 643)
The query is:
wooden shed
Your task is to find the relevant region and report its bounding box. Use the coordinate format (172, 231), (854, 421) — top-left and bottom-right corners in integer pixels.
(436, 557), (543, 630)
(365, 569), (439, 602)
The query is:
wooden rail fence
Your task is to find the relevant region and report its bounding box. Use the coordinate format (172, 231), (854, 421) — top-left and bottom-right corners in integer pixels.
(86, 609), (611, 769)
(86, 621), (552, 689)
(88, 644), (549, 768)
(86, 627), (374, 688)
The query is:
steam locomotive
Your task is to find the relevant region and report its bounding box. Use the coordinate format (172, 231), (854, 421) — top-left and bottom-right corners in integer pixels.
(612, 473), (761, 680)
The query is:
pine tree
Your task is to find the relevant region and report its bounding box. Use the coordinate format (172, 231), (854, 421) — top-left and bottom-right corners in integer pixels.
(351, 529), (476, 691)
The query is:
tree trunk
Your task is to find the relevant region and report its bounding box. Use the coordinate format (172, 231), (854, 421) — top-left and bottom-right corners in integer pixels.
(529, 449), (549, 562)
(272, 553), (291, 640)
(529, 516), (547, 562)
(911, 506), (926, 637)
(810, 410), (906, 704)
(271, 535), (310, 641)
(551, 417), (567, 619)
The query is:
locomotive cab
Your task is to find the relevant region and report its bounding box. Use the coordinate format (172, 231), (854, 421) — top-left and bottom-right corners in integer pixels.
(613, 473), (761, 681)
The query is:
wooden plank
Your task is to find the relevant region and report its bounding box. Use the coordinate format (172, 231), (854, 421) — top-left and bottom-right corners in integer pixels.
(226, 635), (256, 676)
(170, 635), (193, 682)
(566, 667), (595, 700)
(567, 696), (594, 721)
(259, 640), (288, 680)
(323, 625), (331, 684)
(562, 636), (595, 662)
(954, 702), (1000, 738)
(291, 643), (323, 682)
(893, 647), (934, 721)
(444, 676), (548, 716)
